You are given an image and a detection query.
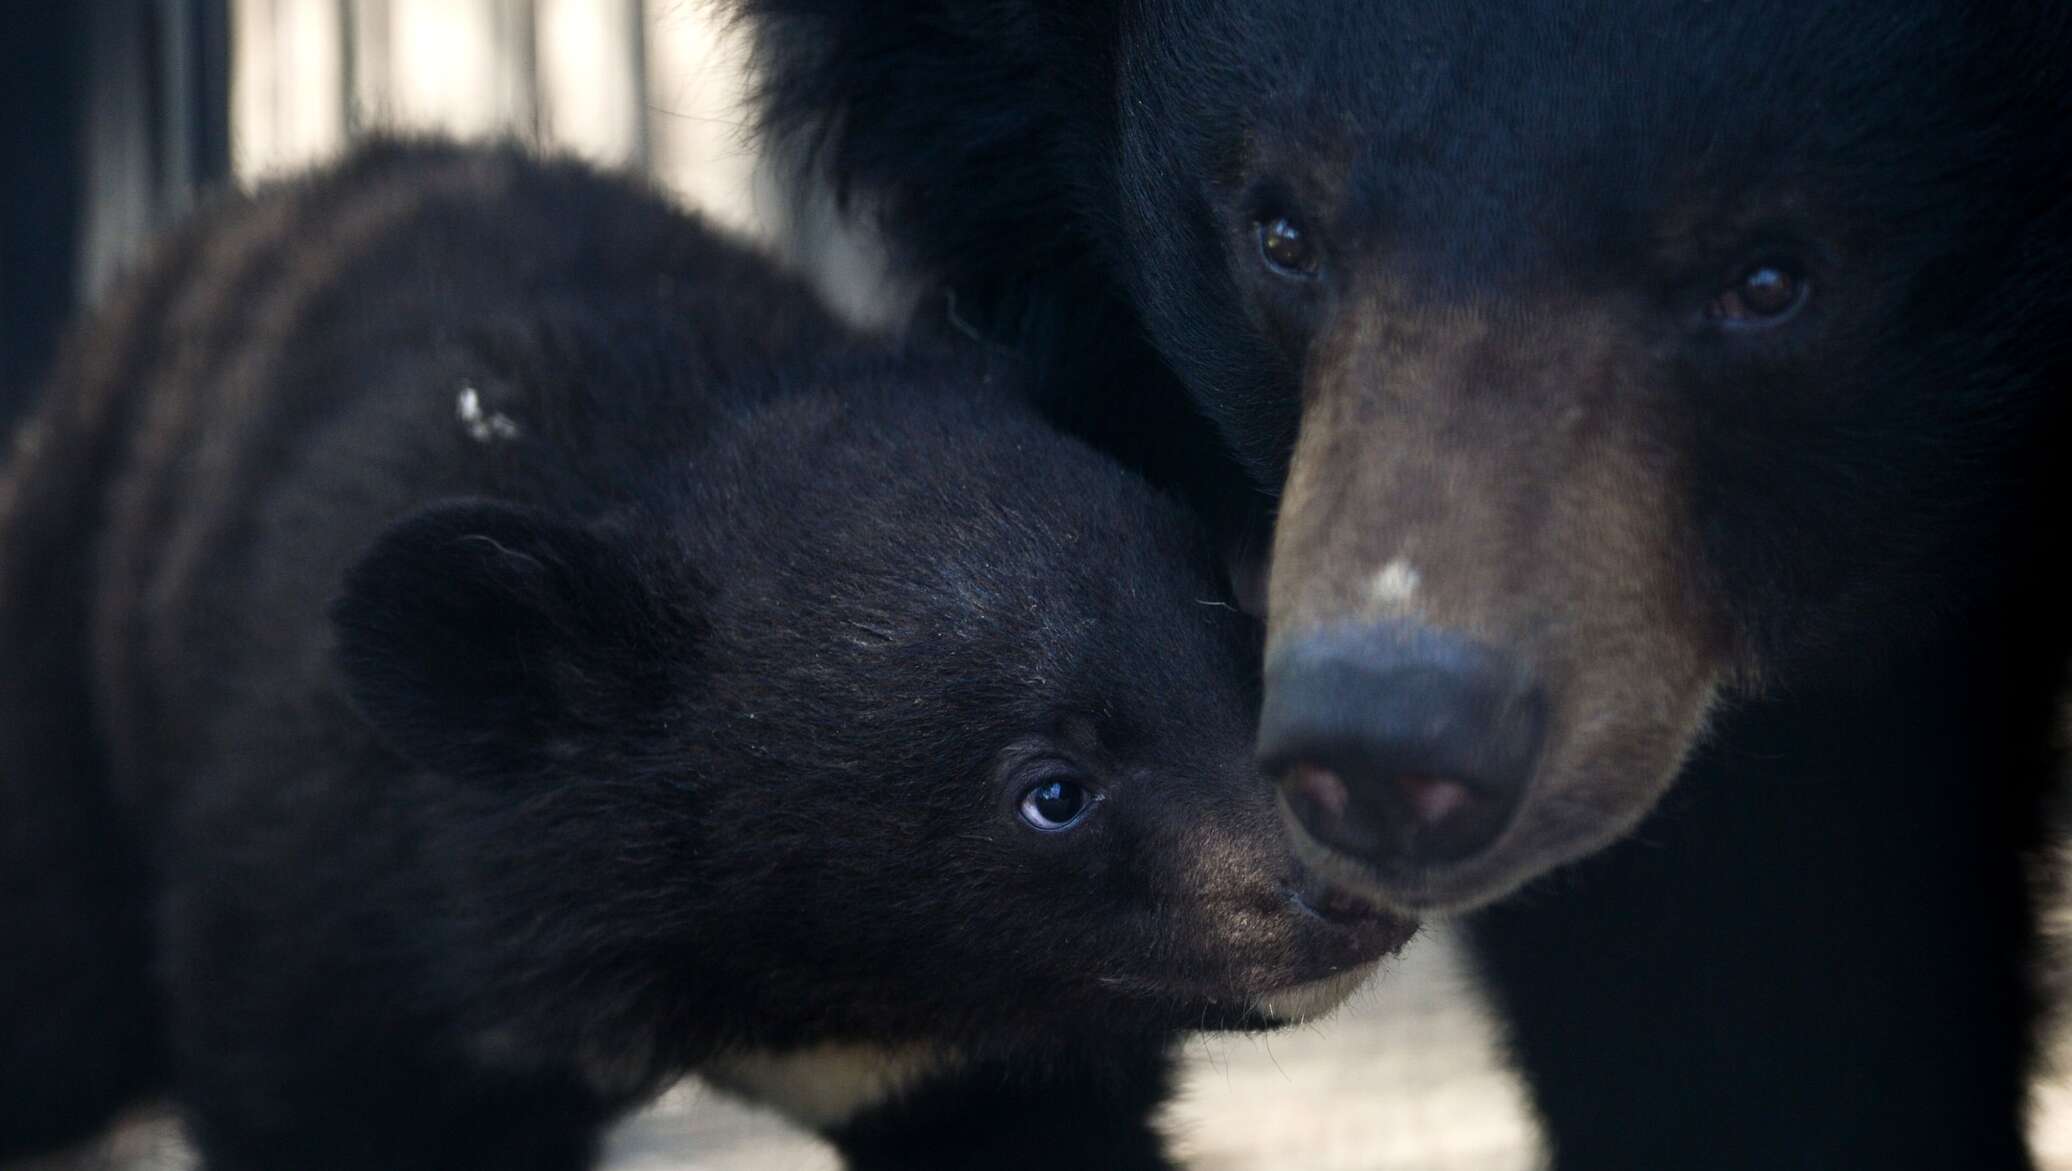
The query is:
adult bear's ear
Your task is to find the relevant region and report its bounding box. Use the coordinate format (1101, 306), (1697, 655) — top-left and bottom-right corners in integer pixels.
(331, 499), (685, 782)
(738, 0), (1096, 298)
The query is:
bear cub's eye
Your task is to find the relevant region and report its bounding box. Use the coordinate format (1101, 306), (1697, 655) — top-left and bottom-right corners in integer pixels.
(1018, 777), (1098, 831)
(1709, 262), (1808, 327)
(1257, 216), (1321, 278)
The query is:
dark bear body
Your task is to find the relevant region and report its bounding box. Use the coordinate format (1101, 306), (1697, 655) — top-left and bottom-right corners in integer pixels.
(735, 3), (2072, 1166)
(0, 142), (1410, 1169)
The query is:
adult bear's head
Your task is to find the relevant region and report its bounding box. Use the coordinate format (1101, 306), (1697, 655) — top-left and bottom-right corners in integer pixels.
(738, 1), (2072, 911)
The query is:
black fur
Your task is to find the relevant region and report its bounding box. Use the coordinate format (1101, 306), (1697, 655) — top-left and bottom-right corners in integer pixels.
(0, 142), (1409, 1168)
(733, 2), (2072, 1166)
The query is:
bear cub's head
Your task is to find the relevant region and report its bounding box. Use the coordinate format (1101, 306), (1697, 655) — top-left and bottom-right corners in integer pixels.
(330, 376), (1411, 1067)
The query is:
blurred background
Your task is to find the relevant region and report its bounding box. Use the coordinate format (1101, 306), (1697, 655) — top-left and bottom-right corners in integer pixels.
(2, 4), (2068, 1168)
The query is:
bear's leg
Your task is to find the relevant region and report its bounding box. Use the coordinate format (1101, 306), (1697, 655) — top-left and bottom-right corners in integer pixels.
(158, 851), (617, 1171)
(0, 792), (158, 1160)
(0, 383), (164, 1157)
(827, 1044), (1179, 1171)
(175, 1047), (612, 1171)
(1468, 645), (2047, 1170)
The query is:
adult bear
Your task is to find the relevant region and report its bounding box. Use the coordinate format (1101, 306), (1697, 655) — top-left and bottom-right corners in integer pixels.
(735, 3), (2072, 1166)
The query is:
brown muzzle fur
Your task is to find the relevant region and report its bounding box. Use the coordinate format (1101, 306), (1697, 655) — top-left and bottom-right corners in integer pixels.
(1259, 290), (1736, 913)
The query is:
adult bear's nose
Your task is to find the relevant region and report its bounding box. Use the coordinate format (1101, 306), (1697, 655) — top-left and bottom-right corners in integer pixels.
(1258, 621), (1545, 871)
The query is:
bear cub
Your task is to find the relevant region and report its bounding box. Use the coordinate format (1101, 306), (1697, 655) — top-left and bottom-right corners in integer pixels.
(0, 143), (1411, 1171)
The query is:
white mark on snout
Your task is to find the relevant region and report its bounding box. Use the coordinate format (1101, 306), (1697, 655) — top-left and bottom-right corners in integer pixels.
(456, 384), (522, 444)
(1367, 559), (1421, 608)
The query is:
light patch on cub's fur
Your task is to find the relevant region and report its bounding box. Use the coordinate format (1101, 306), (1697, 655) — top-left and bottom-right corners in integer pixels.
(1366, 558), (1421, 610)
(455, 384), (522, 444)
(703, 1042), (961, 1131)
(1252, 961), (1380, 1023)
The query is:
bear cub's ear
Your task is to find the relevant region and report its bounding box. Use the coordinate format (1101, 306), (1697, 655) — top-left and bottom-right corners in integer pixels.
(331, 499), (680, 783)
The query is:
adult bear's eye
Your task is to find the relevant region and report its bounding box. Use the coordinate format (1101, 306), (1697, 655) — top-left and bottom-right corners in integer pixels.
(1709, 263), (1808, 326)
(1018, 777), (1098, 831)
(1258, 216), (1320, 278)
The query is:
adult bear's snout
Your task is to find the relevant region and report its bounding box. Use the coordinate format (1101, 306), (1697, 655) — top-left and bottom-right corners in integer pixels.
(1259, 620), (1545, 874)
